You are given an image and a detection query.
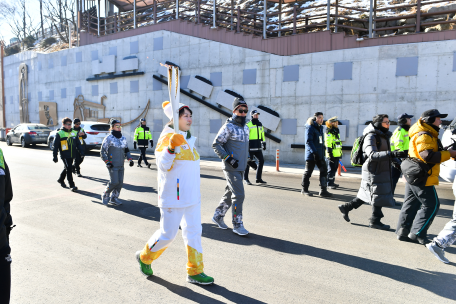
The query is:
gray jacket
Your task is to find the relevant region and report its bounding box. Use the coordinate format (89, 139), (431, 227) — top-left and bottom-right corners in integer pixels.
(101, 134), (132, 167)
(212, 118), (249, 172)
(357, 123), (395, 207)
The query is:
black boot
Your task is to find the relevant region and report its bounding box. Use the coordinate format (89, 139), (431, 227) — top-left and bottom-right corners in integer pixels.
(396, 227), (410, 241)
(147, 163), (151, 168)
(369, 221), (390, 231)
(301, 187), (312, 196)
(57, 179), (67, 188)
(408, 233), (429, 245)
(338, 204), (350, 222)
(319, 188), (332, 197)
(329, 183), (339, 189)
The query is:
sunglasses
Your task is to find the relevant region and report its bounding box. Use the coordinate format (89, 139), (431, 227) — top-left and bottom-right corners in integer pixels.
(383, 121), (391, 125)
(113, 125), (122, 128)
(64, 123), (71, 126)
(237, 109), (248, 114)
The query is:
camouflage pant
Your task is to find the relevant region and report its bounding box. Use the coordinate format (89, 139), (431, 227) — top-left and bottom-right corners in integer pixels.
(214, 170), (245, 225)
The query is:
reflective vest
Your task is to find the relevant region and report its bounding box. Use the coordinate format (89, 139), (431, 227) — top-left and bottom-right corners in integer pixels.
(134, 126), (152, 146)
(390, 127), (409, 152)
(0, 148), (5, 170)
(325, 129), (343, 158)
(58, 129), (78, 157)
(246, 120), (265, 151)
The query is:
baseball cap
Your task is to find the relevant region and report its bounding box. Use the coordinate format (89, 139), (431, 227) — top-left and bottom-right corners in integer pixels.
(251, 110), (260, 116)
(421, 109), (448, 119)
(397, 113), (414, 120)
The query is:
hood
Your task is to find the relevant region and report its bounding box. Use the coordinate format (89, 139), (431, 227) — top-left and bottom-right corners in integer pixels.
(306, 117), (315, 126)
(363, 123), (392, 139)
(409, 119), (439, 139)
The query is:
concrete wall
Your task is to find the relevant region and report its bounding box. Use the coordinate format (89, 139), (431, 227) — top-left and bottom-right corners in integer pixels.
(3, 31), (456, 165)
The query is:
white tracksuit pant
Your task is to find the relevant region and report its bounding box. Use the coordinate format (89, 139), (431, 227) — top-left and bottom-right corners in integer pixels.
(139, 204), (204, 275)
(434, 182), (456, 248)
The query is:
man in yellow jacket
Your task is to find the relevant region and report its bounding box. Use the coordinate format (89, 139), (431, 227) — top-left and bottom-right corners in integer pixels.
(396, 109), (456, 244)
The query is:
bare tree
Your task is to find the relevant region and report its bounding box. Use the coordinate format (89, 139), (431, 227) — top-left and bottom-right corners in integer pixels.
(40, 0), (45, 36)
(44, 0), (77, 44)
(6, 1), (40, 43)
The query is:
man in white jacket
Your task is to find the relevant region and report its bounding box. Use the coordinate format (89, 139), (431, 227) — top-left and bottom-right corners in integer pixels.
(135, 101), (214, 285)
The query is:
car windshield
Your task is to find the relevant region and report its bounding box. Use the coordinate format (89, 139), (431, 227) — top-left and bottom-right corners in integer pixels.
(90, 124), (110, 131)
(28, 125), (51, 131)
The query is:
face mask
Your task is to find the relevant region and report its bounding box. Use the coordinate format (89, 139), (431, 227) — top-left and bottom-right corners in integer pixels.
(232, 114), (246, 126)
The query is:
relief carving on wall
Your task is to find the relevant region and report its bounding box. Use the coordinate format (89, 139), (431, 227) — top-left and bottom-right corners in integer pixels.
(39, 102), (58, 126)
(19, 63), (29, 123)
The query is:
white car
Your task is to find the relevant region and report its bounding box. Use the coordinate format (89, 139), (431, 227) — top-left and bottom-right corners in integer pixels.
(47, 121), (110, 151)
(440, 118), (456, 183)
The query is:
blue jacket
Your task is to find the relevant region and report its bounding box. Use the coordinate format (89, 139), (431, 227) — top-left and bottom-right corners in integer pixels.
(305, 119), (325, 162)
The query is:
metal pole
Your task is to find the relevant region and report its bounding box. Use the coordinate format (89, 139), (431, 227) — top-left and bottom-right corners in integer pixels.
(292, 4), (297, 35)
(176, 0), (179, 19)
(373, 0), (377, 37)
(97, 0), (100, 36)
(416, 0), (421, 33)
(335, 0), (338, 33)
(134, 0), (137, 28)
(326, 0), (330, 31)
(237, 6), (240, 33)
(369, 0), (373, 38)
(278, 0), (282, 37)
(76, 0), (80, 46)
(263, 0), (267, 39)
(69, 22), (72, 48)
(212, 0), (216, 28)
(230, 0), (234, 30)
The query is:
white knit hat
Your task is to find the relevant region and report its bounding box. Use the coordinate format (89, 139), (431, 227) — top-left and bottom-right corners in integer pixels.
(162, 101), (190, 120)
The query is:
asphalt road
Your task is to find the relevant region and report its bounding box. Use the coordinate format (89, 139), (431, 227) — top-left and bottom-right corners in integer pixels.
(2, 141), (456, 303)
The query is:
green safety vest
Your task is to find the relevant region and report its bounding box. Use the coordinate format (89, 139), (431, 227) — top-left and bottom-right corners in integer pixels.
(0, 148), (5, 170)
(246, 121), (265, 141)
(134, 126), (152, 141)
(390, 127), (409, 152)
(325, 130), (343, 158)
(58, 129), (78, 157)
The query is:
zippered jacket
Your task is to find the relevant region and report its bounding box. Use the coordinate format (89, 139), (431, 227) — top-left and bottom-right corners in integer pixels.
(408, 120), (450, 186)
(0, 149), (13, 254)
(53, 128), (84, 159)
(101, 133), (132, 167)
(305, 118), (325, 161)
(155, 126), (201, 208)
(246, 120), (265, 151)
(134, 126), (152, 147)
(212, 118), (249, 172)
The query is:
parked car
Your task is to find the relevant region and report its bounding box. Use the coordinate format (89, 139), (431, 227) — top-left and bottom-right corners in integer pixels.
(6, 123), (52, 147)
(47, 121), (110, 151)
(440, 117), (456, 183)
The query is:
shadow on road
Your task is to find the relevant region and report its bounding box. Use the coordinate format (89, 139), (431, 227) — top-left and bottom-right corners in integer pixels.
(148, 276), (267, 304)
(202, 223), (456, 300)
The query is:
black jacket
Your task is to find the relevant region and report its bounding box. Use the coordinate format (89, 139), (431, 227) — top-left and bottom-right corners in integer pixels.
(53, 127), (84, 159)
(0, 161), (13, 254)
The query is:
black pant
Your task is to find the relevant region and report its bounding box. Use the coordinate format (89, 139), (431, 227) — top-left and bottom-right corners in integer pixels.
(73, 151), (85, 174)
(391, 165), (401, 195)
(244, 150), (264, 181)
(0, 246), (11, 304)
(396, 183), (440, 238)
(345, 197), (384, 223)
(302, 160), (328, 190)
(59, 158), (75, 188)
(138, 147), (149, 165)
(327, 157), (340, 186)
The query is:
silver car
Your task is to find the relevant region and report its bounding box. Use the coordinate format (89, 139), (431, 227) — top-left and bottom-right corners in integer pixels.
(6, 124), (52, 147)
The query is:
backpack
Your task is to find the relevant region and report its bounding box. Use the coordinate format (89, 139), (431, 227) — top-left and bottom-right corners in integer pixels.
(400, 131), (441, 186)
(350, 132), (381, 167)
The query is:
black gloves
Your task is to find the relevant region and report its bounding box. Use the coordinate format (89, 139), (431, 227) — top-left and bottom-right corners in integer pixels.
(150, 140), (154, 148)
(225, 156), (239, 169)
(391, 151), (408, 159)
(53, 157), (58, 163)
(247, 159), (257, 170)
(106, 162), (114, 169)
(262, 142), (266, 150)
(129, 160), (134, 167)
(134, 142), (137, 149)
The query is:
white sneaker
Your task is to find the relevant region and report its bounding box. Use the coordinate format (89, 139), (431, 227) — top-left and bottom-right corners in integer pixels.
(426, 241), (449, 264)
(233, 224), (249, 236)
(109, 197), (123, 206)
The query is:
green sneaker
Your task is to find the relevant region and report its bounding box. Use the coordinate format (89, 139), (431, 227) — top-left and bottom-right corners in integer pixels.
(135, 251), (153, 276)
(187, 273), (214, 285)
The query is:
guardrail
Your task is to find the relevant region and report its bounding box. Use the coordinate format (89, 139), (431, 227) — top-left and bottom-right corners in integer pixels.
(80, 0), (456, 39)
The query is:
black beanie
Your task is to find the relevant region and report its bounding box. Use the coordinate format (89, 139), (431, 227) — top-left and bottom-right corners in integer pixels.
(73, 118), (81, 124)
(232, 98), (248, 111)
